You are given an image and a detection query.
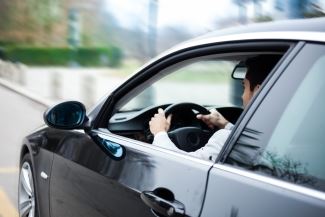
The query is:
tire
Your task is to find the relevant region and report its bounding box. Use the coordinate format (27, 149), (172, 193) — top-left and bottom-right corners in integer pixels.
(18, 154), (38, 217)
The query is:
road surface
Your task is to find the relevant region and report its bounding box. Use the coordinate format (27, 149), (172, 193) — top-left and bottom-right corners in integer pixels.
(0, 83), (47, 217)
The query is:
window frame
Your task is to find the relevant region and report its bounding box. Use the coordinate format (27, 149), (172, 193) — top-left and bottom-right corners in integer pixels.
(94, 41), (295, 129)
(222, 42), (325, 193)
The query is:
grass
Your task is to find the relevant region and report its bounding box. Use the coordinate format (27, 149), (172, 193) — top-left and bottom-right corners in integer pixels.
(163, 60), (235, 84)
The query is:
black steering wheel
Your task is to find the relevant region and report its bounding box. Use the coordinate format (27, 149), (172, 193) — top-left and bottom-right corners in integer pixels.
(164, 103), (213, 152)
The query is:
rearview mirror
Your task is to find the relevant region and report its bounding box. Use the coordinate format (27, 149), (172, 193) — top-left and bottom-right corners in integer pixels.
(44, 101), (87, 129)
(232, 65), (247, 80)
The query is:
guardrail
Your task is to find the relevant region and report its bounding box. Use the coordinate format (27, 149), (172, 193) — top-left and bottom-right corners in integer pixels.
(0, 60), (53, 107)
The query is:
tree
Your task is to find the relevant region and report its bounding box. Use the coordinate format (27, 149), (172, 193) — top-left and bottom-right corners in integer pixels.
(0, 0), (62, 45)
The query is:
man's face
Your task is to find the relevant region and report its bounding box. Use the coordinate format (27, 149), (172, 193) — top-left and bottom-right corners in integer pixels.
(241, 78), (258, 108)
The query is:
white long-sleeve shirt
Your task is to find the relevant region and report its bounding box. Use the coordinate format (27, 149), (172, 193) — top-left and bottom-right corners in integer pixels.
(153, 123), (234, 162)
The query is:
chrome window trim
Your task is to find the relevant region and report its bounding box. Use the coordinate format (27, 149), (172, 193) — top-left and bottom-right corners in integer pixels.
(177, 31), (325, 50)
(94, 129), (214, 167)
(213, 164), (325, 201)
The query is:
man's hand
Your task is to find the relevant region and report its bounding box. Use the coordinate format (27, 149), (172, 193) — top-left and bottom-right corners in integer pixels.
(196, 109), (229, 129)
(149, 108), (172, 136)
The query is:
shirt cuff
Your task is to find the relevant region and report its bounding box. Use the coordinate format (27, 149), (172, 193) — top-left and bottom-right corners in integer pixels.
(155, 131), (168, 137)
(224, 122), (234, 130)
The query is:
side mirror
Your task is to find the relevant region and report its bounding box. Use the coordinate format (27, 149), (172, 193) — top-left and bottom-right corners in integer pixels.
(44, 101), (87, 130)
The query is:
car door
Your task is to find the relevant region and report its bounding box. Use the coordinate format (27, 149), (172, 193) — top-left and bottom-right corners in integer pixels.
(49, 129), (212, 217)
(201, 43), (325, 216)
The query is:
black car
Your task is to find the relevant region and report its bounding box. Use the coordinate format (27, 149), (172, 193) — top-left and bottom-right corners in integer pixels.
(19, 18), (325, 217)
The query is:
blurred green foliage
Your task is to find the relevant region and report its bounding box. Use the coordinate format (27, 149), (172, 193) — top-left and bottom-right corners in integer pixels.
(2, 46), (123, 67)
(164, 60), (235, 83)
(254, 15), (273, 23)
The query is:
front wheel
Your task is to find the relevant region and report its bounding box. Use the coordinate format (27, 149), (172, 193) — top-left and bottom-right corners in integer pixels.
(18, 154), (38, 217)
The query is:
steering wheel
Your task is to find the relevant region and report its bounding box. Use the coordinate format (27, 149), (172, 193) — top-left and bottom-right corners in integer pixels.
(164, 103), (213, 152)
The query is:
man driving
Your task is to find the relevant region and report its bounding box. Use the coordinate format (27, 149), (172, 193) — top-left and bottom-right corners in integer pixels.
(149, 55), (280, 161)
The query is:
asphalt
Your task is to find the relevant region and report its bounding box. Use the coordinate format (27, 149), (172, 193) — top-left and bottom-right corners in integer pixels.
(0, 79), (48, 217)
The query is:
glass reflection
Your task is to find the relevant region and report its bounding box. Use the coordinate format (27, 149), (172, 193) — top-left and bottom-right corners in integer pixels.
(102, 139), (124, 158)
(258, 151), (316, 186)
(92, 134), (125, 160)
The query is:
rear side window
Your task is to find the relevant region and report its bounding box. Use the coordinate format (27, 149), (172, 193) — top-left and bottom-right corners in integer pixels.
(225, 43), (325, 192)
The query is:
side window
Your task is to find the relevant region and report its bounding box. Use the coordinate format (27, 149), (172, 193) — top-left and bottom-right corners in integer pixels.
(120, 60), (237, 112)
(225, 44), (325, 192)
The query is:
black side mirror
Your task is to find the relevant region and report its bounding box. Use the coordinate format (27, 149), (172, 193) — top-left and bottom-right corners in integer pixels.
(44, 101), (87, 130)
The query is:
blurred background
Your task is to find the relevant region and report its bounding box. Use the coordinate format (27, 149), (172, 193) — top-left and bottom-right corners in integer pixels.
(1, 0), (325, 108)
(0, 0), (324, 216)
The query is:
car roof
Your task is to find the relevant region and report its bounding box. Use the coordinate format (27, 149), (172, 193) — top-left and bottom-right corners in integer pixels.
(164, 18), (325, 56)
(198, 17), (325, 40)
(126, 18), (325, 81)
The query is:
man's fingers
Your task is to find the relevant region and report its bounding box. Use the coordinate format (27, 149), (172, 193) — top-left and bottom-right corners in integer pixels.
(197, 114), (209, 120)
(166, 114), (172, 123)
(158, 108), (164, 114)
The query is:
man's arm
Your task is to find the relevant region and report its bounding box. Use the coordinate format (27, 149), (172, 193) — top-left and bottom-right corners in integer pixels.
(191, 129), (231, 161)
(152, 128), (231, 162)
(152, 131), (180, 151)
(149, 108), (233, 161)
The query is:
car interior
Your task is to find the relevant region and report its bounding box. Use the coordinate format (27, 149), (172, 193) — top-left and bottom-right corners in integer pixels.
(107, 51), (286, 152)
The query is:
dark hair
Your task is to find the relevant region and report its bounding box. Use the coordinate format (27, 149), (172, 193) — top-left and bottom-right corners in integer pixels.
(245, 55), (281, 91)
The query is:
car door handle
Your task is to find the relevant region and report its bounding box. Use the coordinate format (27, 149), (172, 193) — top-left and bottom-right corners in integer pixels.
(141, 188), (185, 217)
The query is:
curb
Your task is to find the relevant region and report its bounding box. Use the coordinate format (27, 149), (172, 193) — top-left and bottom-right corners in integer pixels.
(0, 78), (54, 108)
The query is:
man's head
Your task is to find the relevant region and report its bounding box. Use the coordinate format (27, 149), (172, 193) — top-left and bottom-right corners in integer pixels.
(242, 55), (281, 108)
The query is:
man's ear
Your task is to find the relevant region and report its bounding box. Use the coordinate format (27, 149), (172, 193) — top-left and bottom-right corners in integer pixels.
(253, 84), (261, 95)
